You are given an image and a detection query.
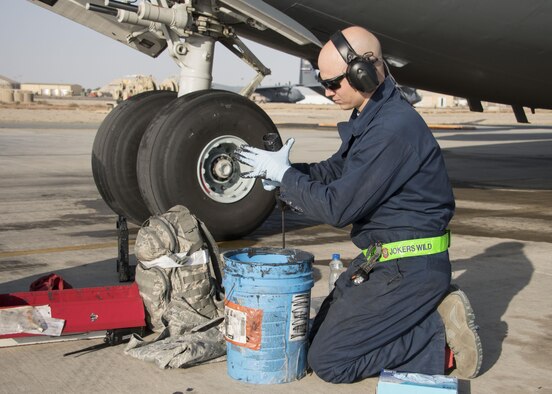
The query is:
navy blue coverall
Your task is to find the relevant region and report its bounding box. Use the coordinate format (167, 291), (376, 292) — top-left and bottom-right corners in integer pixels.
(279, 77), (455, 383)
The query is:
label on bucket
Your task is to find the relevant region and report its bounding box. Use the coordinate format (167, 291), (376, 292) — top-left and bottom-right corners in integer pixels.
(289, 293), (310, 341)
(224, 300), (263, 350)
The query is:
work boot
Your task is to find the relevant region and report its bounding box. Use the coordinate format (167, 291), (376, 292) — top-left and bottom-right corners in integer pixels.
(437, 285), (483, 379)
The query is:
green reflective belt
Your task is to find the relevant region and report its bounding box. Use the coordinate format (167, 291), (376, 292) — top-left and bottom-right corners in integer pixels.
(362, 230), (450, 262)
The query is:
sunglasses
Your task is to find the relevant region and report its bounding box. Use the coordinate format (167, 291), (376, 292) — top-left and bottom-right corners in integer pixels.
(317, 71), (347, 90)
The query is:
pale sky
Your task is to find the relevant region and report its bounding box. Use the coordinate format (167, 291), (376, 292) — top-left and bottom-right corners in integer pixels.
(2, 2), (302, 89)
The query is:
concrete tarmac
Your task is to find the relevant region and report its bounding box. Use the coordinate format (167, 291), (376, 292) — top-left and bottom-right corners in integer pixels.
(0, 106), (551, 393)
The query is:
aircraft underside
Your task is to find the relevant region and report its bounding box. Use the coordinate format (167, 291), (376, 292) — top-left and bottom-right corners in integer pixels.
(29, 0), (552, 239)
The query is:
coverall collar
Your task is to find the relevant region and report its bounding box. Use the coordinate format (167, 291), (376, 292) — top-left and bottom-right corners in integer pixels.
(338, 76), (397, 140)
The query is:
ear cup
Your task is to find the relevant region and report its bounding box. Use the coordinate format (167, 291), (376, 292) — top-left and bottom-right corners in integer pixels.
(330, 30), (379, 93)
(347, 58), (379, 92)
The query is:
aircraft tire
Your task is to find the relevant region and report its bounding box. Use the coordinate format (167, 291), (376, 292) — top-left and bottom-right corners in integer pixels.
(137, 89), (278, 241)
(91, 90), (177, 224)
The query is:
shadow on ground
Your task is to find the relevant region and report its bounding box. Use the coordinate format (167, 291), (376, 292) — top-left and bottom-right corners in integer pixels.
(450, 241), (533, 375)
(0, 257), (132, 294)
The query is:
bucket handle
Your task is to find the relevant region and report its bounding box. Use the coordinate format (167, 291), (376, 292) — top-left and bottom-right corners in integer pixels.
(224, 283), (236, 302)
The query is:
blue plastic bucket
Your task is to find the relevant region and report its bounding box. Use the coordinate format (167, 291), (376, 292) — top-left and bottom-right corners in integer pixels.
(222, 247), (314, 384)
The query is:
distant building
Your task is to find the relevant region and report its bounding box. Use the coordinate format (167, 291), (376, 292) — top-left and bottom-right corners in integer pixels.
(21, 82), (83, 97)
(0, 75), (20, 89)
(98, 75), (156, 100)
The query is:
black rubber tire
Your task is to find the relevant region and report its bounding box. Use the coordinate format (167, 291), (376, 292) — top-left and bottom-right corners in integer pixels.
(91, 90), (177, 224)
(137, 90), (278, 241)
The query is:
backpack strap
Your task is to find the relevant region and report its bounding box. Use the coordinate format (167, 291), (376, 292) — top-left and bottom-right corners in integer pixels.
(197, 219), (224, 294)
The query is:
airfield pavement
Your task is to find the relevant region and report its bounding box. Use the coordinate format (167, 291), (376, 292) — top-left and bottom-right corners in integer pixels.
(0, 102), (551, 393)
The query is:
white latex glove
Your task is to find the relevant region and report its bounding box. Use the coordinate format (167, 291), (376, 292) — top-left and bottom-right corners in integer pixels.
(235, 138), (294, 182)
(262, 179), (281, 191)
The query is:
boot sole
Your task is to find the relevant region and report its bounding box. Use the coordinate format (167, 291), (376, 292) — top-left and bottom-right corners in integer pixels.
(438, 285), (483, 378)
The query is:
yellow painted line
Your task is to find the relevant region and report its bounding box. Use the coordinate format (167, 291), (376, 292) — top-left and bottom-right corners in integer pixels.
(4, 233), (355, 258)
(1, 239), (262, 258)
(429, 124), (476, 130)
(278, 122), (476, 130)
(0, 239), (259, 258)
(0, 240), (135, 258)
(218, 240), (259, 249)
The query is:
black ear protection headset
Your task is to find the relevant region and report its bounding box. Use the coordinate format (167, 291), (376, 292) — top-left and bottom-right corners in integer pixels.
(330, 30), (380, 93)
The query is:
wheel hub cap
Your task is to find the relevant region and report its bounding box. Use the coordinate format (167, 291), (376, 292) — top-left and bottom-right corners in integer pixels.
(197, 135), (255, 203)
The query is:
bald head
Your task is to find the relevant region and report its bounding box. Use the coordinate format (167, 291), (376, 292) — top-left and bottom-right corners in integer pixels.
(318, 26), (385, 111)
(319, 26), (384, 78)
(344, 26), (382, 60)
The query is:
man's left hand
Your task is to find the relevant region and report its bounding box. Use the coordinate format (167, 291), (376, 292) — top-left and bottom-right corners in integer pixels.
(235, 138), (294, 183)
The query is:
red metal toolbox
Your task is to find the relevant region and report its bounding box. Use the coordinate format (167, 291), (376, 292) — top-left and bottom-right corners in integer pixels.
(0, 283), (145, 339)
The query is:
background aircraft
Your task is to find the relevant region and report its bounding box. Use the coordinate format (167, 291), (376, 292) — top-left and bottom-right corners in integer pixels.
(28, 0), (552, 240)
(254, 85), (305, 103)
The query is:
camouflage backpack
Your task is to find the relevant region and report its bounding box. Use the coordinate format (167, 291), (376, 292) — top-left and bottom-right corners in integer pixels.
(134, 205), (224, 333)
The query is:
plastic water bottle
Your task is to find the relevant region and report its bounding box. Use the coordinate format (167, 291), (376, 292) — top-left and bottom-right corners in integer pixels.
(328, 253), (344, 293)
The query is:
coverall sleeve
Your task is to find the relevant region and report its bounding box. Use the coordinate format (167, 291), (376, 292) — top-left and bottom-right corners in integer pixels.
(292, 151), (345, 184)
(280, 133), (420, 228)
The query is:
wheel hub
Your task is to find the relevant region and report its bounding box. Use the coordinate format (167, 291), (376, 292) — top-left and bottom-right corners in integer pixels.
(212, 155), (234, 180)
(197, 135), (255, 203)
